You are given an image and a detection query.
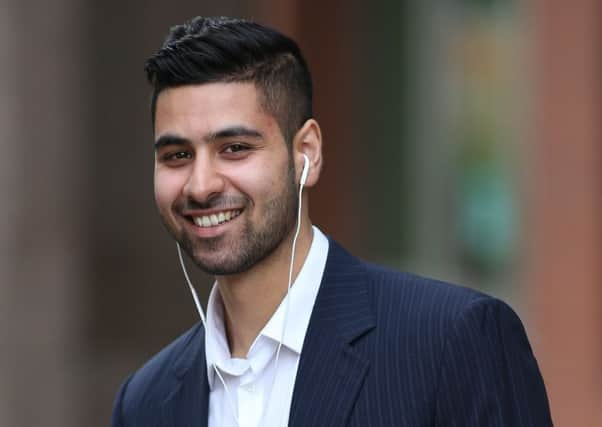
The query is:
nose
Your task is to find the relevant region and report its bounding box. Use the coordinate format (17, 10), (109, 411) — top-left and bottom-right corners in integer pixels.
(182, 153), (225, 203)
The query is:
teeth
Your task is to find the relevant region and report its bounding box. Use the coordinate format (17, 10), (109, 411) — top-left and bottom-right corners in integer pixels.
(193, 210), (241, 228)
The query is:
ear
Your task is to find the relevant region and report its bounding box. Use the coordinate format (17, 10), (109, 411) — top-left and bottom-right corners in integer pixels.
(292, 119), (323, 188)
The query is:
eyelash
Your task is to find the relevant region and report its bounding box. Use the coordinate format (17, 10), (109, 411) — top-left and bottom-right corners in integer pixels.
(159, 143), (252, 164)
(223, 143), (249, 153)
(162, 151), (192, 162)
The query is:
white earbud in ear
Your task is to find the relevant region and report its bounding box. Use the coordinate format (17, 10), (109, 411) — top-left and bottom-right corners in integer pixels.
(300, 154), (310, 186)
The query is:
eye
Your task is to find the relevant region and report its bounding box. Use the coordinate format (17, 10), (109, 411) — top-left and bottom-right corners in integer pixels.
(223, 143), (249, 154)
(160, 150), (193, 163)
(221, 143), (253, 159)
(170, 151), (192, 160)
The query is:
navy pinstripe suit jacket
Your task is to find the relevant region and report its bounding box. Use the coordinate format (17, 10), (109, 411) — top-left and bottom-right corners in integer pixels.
(112, 239), (552, 426)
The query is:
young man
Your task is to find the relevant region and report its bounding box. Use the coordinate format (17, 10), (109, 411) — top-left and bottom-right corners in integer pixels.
(112, 16), (552, 427)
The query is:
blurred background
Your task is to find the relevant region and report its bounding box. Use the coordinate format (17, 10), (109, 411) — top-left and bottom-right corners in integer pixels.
(0, 0), (599, 425)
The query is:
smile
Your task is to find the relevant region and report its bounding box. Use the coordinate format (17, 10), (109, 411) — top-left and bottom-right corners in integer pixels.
(192, 209), (242, 228)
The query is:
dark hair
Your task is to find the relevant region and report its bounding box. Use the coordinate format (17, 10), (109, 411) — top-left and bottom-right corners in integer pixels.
(145, 16), (313, 145)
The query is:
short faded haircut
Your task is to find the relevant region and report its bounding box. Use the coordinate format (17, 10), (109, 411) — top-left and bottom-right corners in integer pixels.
(145, 16), (313, 145)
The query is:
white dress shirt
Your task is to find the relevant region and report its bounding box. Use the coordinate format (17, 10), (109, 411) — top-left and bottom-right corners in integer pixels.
(205, 226), (329, 427)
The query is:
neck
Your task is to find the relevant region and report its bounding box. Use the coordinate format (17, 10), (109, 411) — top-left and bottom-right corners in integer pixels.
(217, 220), (314, 358)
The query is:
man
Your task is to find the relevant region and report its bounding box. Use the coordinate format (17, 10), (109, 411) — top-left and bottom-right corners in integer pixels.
(112, 16), (552, 426)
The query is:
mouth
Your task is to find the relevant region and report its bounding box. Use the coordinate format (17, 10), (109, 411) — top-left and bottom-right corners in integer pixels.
(189, 209), (243, 228)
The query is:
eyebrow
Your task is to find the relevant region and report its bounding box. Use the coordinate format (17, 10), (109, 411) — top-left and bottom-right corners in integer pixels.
(205, 126), (264, 141)
(154, 126), (264, 151)
(154, 134), (189, 151)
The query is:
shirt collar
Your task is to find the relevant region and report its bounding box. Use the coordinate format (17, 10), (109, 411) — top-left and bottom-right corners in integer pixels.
(258, 226), (328, 353)
(204, 226), (329, 388)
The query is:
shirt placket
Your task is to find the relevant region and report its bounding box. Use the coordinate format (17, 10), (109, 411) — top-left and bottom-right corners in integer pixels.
(237, 371), (262, 427)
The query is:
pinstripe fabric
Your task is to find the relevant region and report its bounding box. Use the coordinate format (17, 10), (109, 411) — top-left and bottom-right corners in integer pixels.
(112, 239), (552, 426)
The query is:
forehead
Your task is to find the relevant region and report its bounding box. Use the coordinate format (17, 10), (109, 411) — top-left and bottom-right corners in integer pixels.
(154, 82), (278, 139)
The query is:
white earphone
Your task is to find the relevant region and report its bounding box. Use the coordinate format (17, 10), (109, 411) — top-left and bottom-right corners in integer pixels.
(177, 153), (310, 326)
(176, 152), (311, 427)
(300, 153), (310, 187)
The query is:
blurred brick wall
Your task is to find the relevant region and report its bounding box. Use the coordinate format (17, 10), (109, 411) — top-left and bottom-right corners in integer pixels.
(527, 0), (602, 425)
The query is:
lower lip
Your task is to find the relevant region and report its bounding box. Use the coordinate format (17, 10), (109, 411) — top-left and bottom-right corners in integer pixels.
(185, 213), (241, 238)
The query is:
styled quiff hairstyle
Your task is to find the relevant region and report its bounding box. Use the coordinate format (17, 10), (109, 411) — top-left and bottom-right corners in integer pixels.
(145, 16), (313, 145)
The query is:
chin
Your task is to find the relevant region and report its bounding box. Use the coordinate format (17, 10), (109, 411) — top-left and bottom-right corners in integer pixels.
(191, 256), (252, 276)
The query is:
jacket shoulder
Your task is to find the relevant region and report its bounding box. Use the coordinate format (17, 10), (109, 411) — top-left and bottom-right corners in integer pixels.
(362, 260), (494, 319)
(357, 260), (528, 349)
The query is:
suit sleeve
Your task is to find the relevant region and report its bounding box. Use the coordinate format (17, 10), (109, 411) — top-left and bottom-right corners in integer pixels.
(434, 298), (553, 426)
(111, 374), (133, 427)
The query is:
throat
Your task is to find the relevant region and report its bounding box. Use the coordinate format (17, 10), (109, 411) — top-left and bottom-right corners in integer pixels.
(218, 275), (289, 358)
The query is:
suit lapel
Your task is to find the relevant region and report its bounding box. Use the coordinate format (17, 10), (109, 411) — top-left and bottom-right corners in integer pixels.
(289, 240), (375, 427)
(160, 324), (210, 427)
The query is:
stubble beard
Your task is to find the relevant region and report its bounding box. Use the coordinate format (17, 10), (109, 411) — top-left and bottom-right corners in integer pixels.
(162, 164), (298, 276)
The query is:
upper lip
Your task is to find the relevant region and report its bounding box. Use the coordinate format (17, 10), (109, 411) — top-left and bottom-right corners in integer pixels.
(181, 207), (244, 217)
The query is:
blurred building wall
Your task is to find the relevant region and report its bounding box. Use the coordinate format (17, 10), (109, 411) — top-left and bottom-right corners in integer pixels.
(0, 1), (89, 425)
(527, 0), (601, 424)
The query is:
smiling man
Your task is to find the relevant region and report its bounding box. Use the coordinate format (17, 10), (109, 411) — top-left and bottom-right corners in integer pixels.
(112, 16), (552, 427)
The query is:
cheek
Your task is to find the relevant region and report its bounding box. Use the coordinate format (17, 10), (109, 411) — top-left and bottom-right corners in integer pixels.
(227, 157), (289, 201)
(154, 169), (185, 211)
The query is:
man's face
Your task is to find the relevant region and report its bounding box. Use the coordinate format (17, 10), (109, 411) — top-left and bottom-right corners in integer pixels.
(153, 82), (297, 275)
